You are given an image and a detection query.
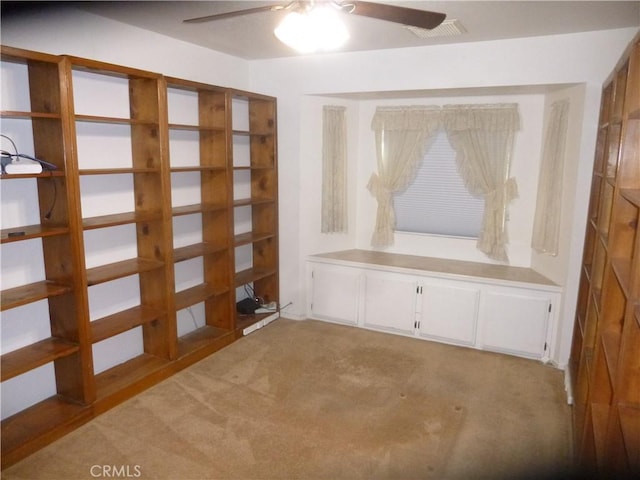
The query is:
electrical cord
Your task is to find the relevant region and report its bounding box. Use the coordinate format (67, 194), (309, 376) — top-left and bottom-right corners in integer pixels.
(243, 283), (264, 305)
(0, 133), (18, 161)
(43, 169), (57, 220)
(1, 133), (59, 219)
(0, 134), (58, 170)
(186, 306), (199, 329)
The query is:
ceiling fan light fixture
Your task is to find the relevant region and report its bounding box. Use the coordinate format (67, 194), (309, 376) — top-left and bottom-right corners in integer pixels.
(274, 6), (349, 54)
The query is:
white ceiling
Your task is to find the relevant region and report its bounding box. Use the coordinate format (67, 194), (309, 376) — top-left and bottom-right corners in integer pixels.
(5, 0), (640, 59)
(61, 1), (640, 60)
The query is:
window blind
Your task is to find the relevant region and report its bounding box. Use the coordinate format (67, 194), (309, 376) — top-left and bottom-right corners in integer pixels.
(394, 130), (484, 238)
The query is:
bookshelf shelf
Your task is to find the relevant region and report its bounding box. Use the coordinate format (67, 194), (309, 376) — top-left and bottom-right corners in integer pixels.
(1, 338), (80, 382)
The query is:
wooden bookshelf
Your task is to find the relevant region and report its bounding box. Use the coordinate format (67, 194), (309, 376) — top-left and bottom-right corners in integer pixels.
(0, 46), (279, 468)
(571, 34), (640, 475)
(0, 45), (95, 467)
(164, 76), (236, 341)
(231, 91), (279, 329)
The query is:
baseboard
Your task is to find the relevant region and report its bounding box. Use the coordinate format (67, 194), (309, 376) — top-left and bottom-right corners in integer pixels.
(279, 312), (306, 320)
(564, 365), (574, 405)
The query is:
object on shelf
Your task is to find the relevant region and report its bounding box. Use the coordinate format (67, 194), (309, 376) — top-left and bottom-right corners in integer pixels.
(255, 301), (278, 313)
(3, 157), (43, 174)
(236, 297), (260, 314)
(0, 134), (57, 174)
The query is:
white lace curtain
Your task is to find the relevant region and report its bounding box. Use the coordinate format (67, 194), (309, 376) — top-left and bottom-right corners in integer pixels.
(441, 104), (520, 262)
(322, 105), (348, 233)
(531, 99), (570, 255)
(367, 106), (441, 246)
(369, 104), (520, 262)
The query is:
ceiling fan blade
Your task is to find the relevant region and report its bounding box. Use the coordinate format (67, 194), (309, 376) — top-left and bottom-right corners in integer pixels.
(346, 1), (446, 30)
(183, 5), (282, 24)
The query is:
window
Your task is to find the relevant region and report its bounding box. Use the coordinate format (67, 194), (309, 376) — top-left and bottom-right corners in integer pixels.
(369, 103), (519, 261)
(393, 130), (484, 238)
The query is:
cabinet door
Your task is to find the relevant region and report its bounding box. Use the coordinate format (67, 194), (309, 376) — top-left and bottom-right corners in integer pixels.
(362, 271), (417, 335)
(309, 264), (360, 325)
(418, 281), (479, 345)
(479, 288), (552, 359)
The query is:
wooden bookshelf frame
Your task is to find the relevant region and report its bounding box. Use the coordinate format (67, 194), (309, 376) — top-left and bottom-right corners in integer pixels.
(570, 34), (640, 475)
(0, 46), (279, 467)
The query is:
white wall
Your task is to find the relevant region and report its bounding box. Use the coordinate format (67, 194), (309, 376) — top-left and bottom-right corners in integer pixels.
(249, 27), (639, 366)
(532, 85), (587, 283)
(299, 96), (360, 255)
(530, 83), (592, 366)
(0, 5), (251, 89)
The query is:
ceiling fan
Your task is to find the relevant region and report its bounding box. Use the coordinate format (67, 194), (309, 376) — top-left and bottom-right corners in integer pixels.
(183, 1), (447, 31)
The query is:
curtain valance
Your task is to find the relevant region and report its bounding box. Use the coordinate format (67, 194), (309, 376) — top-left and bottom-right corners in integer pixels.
(440, 104), (521, 132)
(371, 106), (441, 131)
(371, 104), (520, 132)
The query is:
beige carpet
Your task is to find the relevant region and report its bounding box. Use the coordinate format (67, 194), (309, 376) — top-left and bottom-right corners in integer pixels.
(2, 319), (572, 479)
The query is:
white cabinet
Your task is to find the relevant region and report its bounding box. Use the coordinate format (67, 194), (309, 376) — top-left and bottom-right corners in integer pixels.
(418, 281), (480, 346)
(478, 287), (552, 360)
(309, 263), (360, 326)
(360, 272), (480, 345)
(307, 251), (562, 363)
(362, 271), (417, 335)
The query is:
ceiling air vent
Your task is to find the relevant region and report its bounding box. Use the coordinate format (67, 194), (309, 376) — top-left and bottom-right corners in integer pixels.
(406, 19), (466, 39)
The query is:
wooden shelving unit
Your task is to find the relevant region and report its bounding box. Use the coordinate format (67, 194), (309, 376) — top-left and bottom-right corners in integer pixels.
(164, 76), (236, 354)
(0, 46), (94, 467)
(1, 46), (279, 467)
(66, 57), (178, 411)
(570, 34), (640, 476)
(231, 91), (279, 335)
